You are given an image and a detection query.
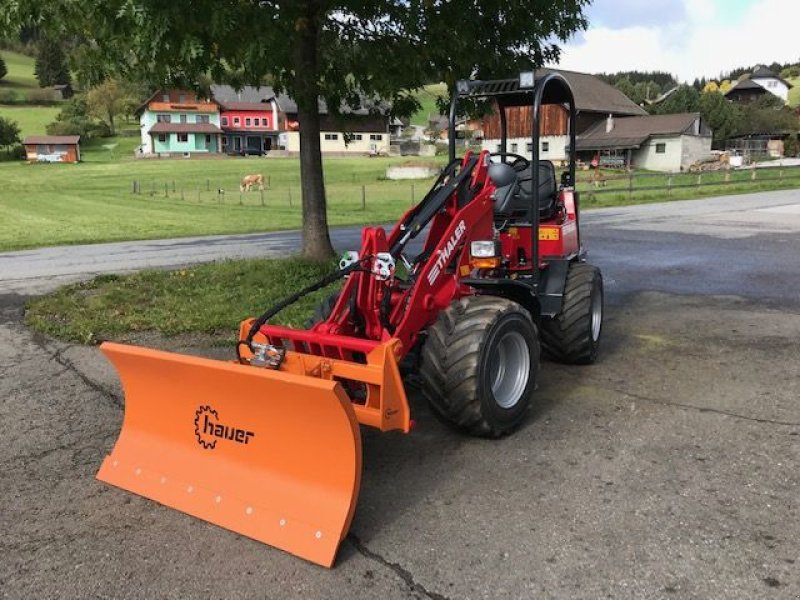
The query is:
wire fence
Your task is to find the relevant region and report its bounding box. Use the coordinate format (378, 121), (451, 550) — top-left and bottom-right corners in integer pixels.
(576, 164), (800, 201)
(129, 177), (430, 210)
(128, 164), (800, 210)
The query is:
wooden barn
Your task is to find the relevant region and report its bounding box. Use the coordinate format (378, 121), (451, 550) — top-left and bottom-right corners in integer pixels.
(23, 135), (81, 163)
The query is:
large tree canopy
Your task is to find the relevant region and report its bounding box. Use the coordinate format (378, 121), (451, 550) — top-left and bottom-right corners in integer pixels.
(3, 0), (589, 259)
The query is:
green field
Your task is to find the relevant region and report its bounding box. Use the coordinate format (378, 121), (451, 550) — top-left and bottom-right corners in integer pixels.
(0, 149), (445, 251)
(0, 104), (61, 138)
(788, 77), (800, 108)
(0, 50), (38, 91)
(410, 83), (447, 127)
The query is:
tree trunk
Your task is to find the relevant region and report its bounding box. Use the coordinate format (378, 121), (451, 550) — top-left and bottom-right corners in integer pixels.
(293, 4), (335, 260)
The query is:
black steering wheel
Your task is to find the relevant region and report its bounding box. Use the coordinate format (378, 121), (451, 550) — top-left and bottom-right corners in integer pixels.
(489, 152), (531, 173)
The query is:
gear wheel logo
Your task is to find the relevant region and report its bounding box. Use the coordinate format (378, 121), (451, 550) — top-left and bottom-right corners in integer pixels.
(194, 405), (219, 449)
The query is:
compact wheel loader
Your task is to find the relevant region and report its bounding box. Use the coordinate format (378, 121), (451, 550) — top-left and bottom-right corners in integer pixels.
(97, 72), (603, 567)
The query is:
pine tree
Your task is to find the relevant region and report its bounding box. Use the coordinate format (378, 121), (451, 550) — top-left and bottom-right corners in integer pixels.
(34, 39), (71, 87)
(0, 55), (7, 82)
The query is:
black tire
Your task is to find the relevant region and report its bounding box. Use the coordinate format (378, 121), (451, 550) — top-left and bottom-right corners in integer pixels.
(540, 263), (603, 364)
(304, 292), (340, 329)
(419, 296), (540, 438)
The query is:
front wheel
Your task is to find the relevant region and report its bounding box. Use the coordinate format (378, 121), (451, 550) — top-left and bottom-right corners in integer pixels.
(419, 296), (540, 437)
(540, 263), (603, 364)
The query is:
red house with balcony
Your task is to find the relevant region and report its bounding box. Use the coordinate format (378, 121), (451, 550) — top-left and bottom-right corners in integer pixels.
(212, 85), (281, 155)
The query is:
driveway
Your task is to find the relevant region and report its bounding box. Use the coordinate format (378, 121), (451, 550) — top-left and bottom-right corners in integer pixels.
(1, 189), (799, 598)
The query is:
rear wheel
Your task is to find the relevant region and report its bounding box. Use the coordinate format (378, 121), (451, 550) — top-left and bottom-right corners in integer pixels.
(540, 263), (603, 364)
(419, 296), (540, 437)
(305, 293), (340, 329)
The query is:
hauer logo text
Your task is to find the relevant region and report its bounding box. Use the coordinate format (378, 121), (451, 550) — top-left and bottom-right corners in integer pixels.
(427, 220), (466, 285)
(194, 405), (255, 449)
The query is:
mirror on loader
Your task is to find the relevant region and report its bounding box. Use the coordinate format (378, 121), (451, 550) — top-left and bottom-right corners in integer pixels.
(96, 70), (603, 568)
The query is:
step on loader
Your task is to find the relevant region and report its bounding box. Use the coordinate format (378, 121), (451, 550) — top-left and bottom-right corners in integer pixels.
(97, 71), (604, 567)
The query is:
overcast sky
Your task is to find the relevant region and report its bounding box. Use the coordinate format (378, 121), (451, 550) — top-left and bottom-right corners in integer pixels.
(553, 0), (799, 81)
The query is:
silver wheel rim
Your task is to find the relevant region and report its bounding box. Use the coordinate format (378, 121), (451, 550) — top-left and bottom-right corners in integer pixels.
(489, 331), (530, 409)
(591, 287), (602, 342)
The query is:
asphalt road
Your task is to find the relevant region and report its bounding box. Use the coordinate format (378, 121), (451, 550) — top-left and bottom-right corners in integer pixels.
(2, 189), (800, 598)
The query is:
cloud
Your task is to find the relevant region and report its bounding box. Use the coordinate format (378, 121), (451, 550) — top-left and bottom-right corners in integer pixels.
(554, 0), (800, 81)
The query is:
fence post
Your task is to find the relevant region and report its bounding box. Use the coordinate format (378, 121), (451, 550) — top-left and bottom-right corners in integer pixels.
(197, 189), (201, 202)
(628, 172), (633, 199)
(181, 189), (185, 201)
(239, 193), (243, 206)
(779, 169), (783, 181)
(288, 186), (293, 207)
(206, 179), (210, 191)
(164, 183), (169, 197)
(267, 175), (271, 188)
(132, 181), (136, 194)
(172, 180), (176, 193)
(260, 189), (265, 206)
(667, 176), (672, 195)
(361, 185), (366, 210)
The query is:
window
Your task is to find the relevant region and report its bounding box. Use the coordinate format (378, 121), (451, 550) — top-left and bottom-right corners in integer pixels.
(233, 117), (240, 126)
(655, 143), (666, 154)
(526, 142), (533, 152)
(245, 118), (252, 126)
(179, 114), (187, 123)
(497, 145), (503, 152)
(177, 133), (188, 143)
(325, 133), (339, 140)
(369, 134), (382, 141)
(162, 94), (169, 102)
(197, 115), (210, 124)
(221, 117), (228, 126)
(157, 133), (167, 143)
(156, 114), (171, 123)
(541, 141), (549, 152)
(205, 134), (212, 148)
(510, 143), (518, 152)
(354, 134), (363, 141)
(178, 94), (186, 103)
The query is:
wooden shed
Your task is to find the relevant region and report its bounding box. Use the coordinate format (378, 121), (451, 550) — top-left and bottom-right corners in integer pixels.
(23, 135), (81, 163)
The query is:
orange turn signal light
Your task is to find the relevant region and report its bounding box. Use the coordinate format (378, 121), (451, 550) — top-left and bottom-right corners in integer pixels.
(470, 257), (501, 269)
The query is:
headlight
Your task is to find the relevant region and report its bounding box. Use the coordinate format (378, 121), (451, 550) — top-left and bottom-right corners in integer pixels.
(470, 240), (498, 258)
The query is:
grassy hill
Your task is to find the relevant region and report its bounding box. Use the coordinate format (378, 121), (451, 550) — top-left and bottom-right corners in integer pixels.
(787, 77), (800, 108)
(0, 104), (61, 138)
(410, 83), (447, 127)
(0, 50), (39, 95)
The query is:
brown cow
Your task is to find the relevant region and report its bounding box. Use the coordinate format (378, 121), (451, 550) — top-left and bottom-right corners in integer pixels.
(240, 174), (265, 192)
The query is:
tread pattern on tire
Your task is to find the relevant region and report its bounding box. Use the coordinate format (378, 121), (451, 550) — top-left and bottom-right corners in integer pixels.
(419, 296), (537, 437)
(540, 263), (602, 364)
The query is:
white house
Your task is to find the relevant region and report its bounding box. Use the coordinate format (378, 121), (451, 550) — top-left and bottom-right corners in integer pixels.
(725, 66), (793, 105)
(749, 66), (792, 103)
(574, 113), (713, 172)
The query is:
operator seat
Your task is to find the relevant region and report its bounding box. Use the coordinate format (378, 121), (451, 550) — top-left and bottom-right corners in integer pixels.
(489, 160), (558, 222)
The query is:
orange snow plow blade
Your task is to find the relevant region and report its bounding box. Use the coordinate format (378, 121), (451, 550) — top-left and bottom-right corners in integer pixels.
(96, 341), (377, 567)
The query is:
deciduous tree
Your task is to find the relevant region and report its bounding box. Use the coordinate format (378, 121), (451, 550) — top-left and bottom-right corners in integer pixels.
(85, 79), (138, 135)
(0, 116), (21, 149)
(4, 0), (588, 259)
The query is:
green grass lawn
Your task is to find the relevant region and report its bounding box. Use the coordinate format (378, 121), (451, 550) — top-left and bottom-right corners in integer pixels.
(787, 77), (800, 108)
(2, 140), (799, 252)
(0, 151), (445, 251)
(25, 257), (338, 344)
(0, 50), (38, 91)
(410, 83), (447, 127)
(0, 104), (61, 138)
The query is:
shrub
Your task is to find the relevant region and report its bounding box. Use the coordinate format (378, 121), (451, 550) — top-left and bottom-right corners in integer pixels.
(25, 87), (60, 104)
(0, 89), (20, 104)
(0, 144), (26, 161)
(46, 117), (110, 139)
(0, 55), (7, 81)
